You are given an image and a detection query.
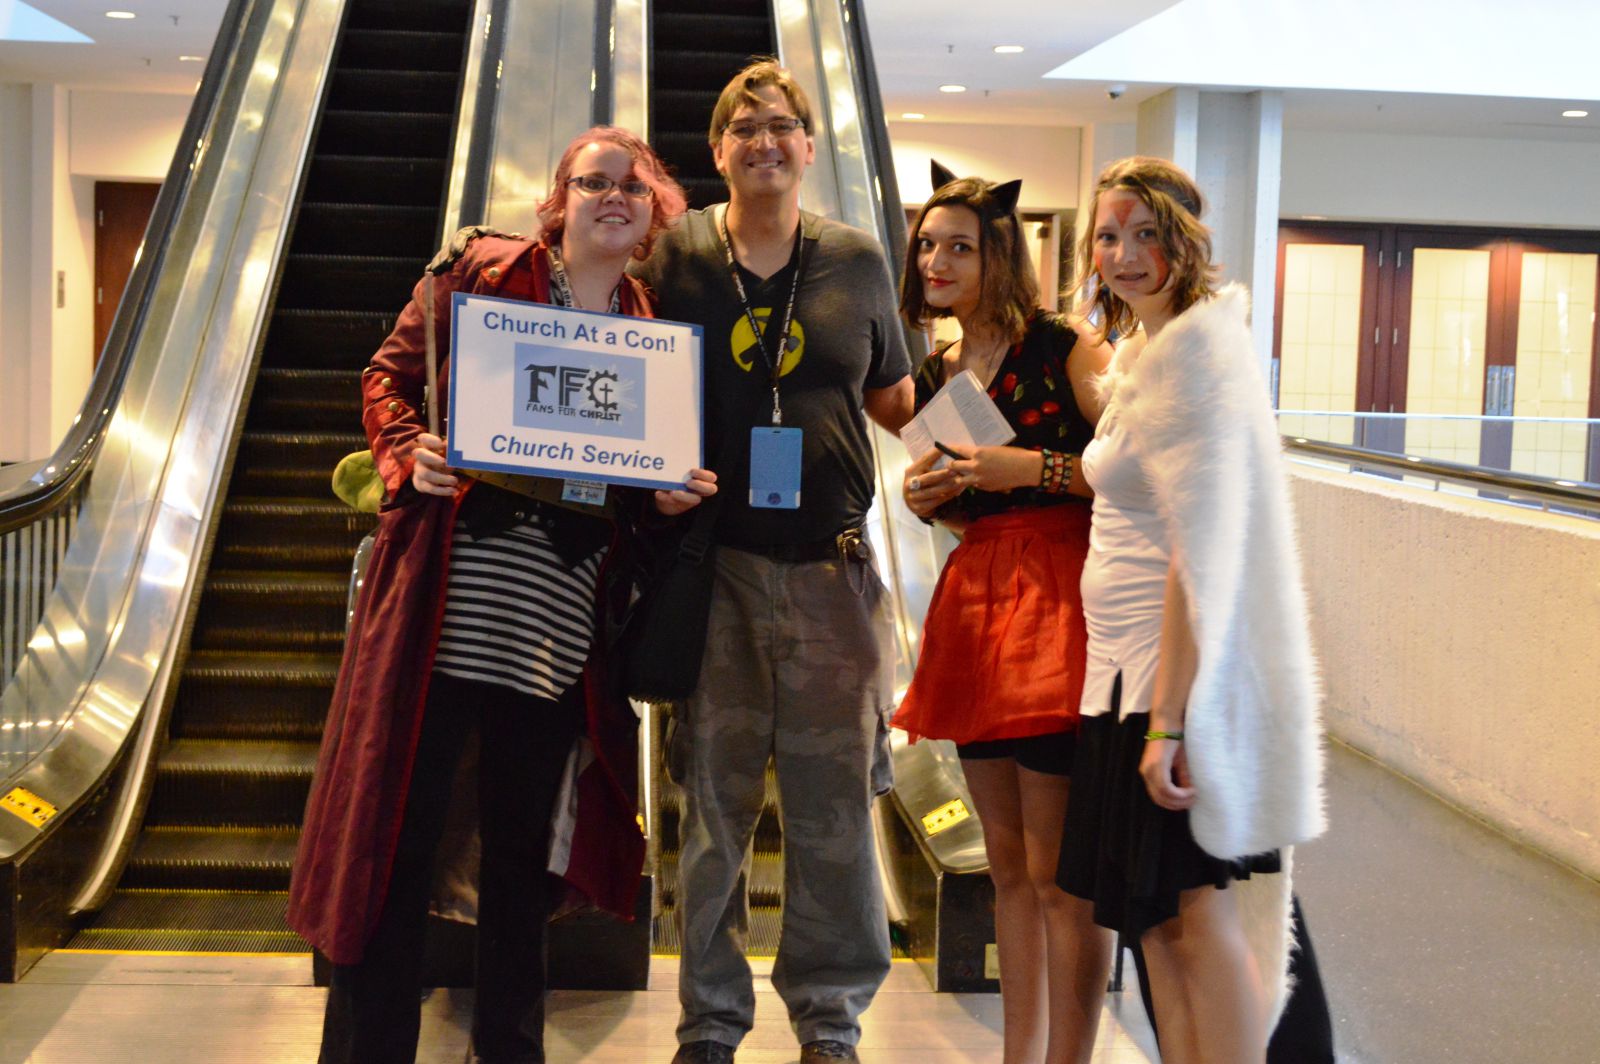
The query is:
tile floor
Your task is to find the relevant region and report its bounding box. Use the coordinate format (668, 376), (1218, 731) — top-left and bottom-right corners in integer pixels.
(4, 741), (1600, 1063)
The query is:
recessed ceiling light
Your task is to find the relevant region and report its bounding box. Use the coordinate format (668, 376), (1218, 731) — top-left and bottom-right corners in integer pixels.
(938, 84), (967, 94)
(105, 10), (136, 18)
(993, 45), (1024, 54)
(179, 54), (205, 62)
(1562, 109), (1589, 118)
(901, 112), (925, 120)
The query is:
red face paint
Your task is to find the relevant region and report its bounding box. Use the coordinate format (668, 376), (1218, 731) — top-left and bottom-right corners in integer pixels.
(1110, 196), (1137, 226)
(1148, 244), (1170, 290)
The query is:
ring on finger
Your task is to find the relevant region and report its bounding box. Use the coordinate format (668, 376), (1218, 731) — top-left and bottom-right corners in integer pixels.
(909, 476), (921, 492)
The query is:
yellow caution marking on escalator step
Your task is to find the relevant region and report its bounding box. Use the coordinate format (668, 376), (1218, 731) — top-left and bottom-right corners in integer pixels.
(920, 798), (970, 837)
(1, 786), (58, 829)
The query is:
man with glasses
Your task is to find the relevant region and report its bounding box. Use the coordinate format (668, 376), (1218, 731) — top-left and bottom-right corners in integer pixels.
(633, 58), (912, 1064)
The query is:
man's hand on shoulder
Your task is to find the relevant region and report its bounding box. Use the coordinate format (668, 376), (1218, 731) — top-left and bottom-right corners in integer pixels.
(426, 224), (523, 276)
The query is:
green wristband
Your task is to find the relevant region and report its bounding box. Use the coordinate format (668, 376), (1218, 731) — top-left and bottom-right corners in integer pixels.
(1144, 730), (1185, 741)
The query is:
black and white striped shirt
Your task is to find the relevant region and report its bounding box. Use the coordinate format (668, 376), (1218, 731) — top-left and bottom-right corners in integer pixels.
(432, 518), (606, 701)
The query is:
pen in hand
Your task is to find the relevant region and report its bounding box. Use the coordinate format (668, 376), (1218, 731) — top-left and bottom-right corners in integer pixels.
(933, 440), (970, 462)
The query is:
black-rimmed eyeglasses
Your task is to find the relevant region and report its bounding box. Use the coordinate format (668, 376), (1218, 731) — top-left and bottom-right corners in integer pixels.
(722, 117), (807, 141)
(567, 174), (654, 198)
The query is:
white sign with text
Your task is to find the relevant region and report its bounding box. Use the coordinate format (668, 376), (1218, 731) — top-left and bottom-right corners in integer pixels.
(447, 292), (703, 491)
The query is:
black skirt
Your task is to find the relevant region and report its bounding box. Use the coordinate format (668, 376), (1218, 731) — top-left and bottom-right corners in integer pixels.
(1057, 699), (1281, 939)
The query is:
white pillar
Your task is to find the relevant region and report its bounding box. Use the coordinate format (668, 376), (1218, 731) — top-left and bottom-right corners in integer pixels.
(1135, 87), (1197, 174)
(1137, 88), (1283, 379)
(0, 85), (36, 463)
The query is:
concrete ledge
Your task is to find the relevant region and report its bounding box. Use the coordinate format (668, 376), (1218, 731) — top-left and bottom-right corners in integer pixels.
(1290, 464), (1600, 882)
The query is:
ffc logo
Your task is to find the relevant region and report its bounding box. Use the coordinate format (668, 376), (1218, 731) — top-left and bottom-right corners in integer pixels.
(524, 364), (623, 423)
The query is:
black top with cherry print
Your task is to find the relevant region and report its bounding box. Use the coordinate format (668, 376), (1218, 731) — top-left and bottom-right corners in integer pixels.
(913, 310), (1095, 522)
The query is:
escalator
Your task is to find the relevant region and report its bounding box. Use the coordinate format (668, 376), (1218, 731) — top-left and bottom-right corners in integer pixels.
(643, 0), (786, 957)
(64, 0), (473, 953)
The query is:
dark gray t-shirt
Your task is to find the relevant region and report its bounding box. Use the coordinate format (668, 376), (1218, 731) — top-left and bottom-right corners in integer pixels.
(633, 207), (910, 546)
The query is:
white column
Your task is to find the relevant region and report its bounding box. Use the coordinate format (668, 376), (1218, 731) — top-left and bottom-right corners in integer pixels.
(1137, 88), (1283, 379)
(0, 87), (33, 463)
(1135, 87), (1197, 173)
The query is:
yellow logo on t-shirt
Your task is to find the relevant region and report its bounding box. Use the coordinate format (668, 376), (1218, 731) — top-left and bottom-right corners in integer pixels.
(731, 309), (804, 376)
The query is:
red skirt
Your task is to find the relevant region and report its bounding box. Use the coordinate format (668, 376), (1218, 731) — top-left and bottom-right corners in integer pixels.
(893, 503), (1091, 745)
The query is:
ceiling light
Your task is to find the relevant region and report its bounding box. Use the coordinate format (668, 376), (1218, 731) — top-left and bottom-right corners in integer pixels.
(901, 112), (925, 120)
(1562, 109), (1589, 118)
(993, 45), (1024, 54)
(105, 10), (136, 18)
(179, 54), (204, 62)
(938, 84), (967, 93)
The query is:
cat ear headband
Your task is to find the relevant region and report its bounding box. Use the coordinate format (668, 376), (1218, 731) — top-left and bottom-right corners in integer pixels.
(929, 159), (1022, 217)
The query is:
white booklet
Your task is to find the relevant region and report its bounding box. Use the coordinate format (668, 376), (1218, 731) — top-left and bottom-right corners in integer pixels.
(901, 368), (1016, 467)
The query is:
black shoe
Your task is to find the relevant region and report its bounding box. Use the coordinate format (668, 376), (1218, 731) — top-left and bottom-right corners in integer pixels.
(672, 1040), (736, 1064)
(800, 1041), (859, 1064)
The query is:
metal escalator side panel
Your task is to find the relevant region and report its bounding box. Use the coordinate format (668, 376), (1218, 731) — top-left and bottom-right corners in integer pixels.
(0, 0), (352, 884)
(479, 0), (607, 229)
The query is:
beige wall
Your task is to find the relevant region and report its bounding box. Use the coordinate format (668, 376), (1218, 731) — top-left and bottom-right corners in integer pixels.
(886, 120), (1080, 211)
(70, 90), (189, 180)
(0, 87), (183, 463)
(1290, 464), (1600, 880)
(1281, 128), (1600, 229)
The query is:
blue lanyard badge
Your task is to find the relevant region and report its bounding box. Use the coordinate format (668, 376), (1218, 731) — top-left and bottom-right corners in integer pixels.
(749, 426), (803, 509)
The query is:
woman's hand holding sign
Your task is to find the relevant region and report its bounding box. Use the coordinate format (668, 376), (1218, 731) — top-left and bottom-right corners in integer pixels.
(411, 433), (460, 496)
(655, 467), (718, 516)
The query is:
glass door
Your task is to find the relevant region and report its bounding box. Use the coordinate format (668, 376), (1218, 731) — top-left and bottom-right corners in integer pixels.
(1506, 240), (1600, 483)
(1274, 226), (1383, 446)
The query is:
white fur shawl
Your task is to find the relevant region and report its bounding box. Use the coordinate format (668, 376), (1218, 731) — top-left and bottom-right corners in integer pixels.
(1109, 284), (1327, 1027)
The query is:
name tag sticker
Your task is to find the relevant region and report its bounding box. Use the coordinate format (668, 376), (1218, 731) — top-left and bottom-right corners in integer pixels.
(749, 427), (802, 509)
(561, 478), (608, 506)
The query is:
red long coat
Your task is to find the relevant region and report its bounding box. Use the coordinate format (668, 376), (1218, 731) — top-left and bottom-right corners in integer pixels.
(287, 237), (649, 965)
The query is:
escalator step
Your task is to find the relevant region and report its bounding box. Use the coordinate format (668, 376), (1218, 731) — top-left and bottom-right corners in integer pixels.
(68, 890), (304, 953)
(338, 28), (464, 73)
(191, 568), (349, 653)
(149, 738), (319, 826)
(261, 310), (395, 370)
(346, 0), (471, 34)
(230, 430), (370, 499)
(652, 0), (769, 17)
(657, 850), (781, 909)
(653, 131), (717, 177)
(315, 109), (453, 163)
(303, 155), (445, 210)
(327, 69), (460, 114)
(652, 903), (782, 957)
(246, 368), (364, 432)
(172, 651), (341, 741)
(653, 88), (722, 125)
(653, 11), (773, 53)
(124, 826), (299, 890)
(277, 253), (422, 313)
(658, 778), (782, 852)
(292, 203), (438, 259)
(680, 177), (729, 212)
(214, 496), (372, 571)
(655, 48), (772, 93)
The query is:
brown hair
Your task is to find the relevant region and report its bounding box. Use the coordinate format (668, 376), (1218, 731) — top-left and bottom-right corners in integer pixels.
(1073, 156), (1219, 341)
(707, 58), (813, 146)
(535, 126), (688, 260)
(901, 175), (1039, 344)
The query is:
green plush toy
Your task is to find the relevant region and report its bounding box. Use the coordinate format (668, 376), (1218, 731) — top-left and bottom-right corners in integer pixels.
(331, 449), (384, 514)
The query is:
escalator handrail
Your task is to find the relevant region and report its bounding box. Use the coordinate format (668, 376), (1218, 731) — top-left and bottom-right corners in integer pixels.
(0, 0), (256, 534)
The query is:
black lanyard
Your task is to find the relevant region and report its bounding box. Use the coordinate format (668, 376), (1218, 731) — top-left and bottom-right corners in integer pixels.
(719, 209), (806, 425)
(546, 246), (621, 313)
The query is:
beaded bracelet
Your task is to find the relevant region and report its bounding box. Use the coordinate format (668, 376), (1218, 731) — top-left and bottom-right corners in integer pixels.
(1039, 450), (1073, 494)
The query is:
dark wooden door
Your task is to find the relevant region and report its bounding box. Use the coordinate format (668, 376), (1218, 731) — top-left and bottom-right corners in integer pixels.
(94, 181), (161, 365)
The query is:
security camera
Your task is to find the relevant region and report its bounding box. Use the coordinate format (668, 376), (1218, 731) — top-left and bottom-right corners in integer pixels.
(1106, 84), (1126, 101)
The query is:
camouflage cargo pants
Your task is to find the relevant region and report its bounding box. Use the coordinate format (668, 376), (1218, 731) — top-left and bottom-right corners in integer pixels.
(670, 544), (895, 1048)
